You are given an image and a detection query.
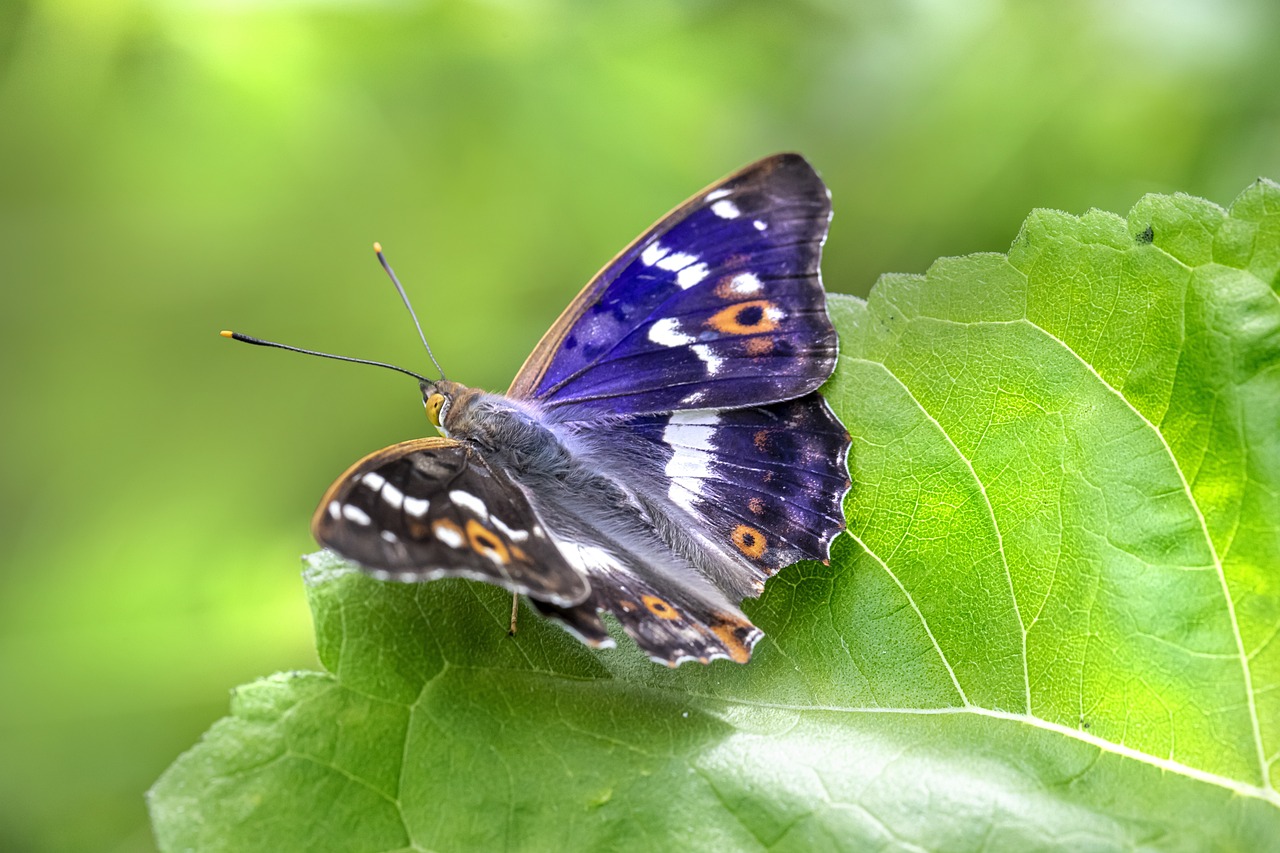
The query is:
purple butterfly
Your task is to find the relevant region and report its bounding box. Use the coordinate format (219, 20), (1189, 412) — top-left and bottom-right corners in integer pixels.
(231, 154), (850, 666)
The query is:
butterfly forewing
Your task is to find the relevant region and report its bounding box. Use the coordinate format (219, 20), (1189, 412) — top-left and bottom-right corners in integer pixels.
(509, 153), (836, 416)
(313, 438), (590, 606)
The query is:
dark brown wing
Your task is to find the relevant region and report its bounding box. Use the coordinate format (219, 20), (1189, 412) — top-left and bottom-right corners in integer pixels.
(529, 568), (763, 667)
(312, 437), (589, 607)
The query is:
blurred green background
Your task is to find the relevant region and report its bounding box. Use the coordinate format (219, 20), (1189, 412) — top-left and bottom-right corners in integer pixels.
(1, 0), (1277, 849)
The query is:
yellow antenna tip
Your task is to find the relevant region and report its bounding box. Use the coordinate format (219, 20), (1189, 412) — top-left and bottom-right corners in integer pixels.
(373, 241), (383, 253)
(220, 330), (234, 338)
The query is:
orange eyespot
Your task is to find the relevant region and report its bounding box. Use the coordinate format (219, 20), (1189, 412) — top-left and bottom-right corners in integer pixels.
(425, 393), (446, 427)
(731, 524), (767, 559)
(642, 595), (681, 620)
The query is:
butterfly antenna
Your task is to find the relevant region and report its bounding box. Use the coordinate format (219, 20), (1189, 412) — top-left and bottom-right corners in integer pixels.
(373, 242), (446, 380)
(219, 331), (432, 384)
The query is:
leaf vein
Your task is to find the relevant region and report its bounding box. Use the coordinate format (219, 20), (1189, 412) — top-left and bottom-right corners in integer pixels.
(1012, 315), (1270, 790)
(847, 531), (969, 706)
(847, 356), (1028, 710)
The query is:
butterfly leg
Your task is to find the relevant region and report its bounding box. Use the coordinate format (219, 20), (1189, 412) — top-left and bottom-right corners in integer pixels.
(508, 591), (520, 636)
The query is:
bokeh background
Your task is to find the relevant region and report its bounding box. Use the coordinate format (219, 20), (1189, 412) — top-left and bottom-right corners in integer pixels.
(2, 1), (1278, 849)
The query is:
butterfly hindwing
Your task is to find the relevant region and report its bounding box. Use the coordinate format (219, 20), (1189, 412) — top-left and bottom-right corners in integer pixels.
(312, 437), (590, 606)
(509, 153), (836, 416)
(612, 392), (851, 596)
(528, 552), (763, 666)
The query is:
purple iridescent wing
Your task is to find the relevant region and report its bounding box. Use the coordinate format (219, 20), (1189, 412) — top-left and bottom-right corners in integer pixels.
(508, 154), (836, 416)
(540, 391), (851, 658)
(630, 394), (851, 584)
(632, 389), (844, 584)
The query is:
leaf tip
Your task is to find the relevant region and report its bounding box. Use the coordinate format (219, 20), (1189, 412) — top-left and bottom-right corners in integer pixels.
(302, 550), (359, 588)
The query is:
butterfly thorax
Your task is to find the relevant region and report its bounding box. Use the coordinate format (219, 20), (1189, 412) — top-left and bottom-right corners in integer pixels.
(432, 383), (575, 478)
(433, 387), (655, 536)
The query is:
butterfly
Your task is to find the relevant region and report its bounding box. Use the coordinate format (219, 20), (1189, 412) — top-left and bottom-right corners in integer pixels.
(229, 154), (851, 666)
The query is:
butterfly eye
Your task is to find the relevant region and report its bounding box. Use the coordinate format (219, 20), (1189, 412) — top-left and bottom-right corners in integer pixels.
(425, 393), (448, 427)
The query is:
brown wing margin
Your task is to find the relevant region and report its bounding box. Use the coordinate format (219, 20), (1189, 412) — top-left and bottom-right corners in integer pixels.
(310, 436), (459, 538)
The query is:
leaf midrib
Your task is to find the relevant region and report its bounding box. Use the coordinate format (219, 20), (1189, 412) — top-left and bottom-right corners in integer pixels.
(299, 657), (1280, 813)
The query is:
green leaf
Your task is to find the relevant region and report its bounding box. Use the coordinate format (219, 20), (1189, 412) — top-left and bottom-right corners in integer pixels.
(150, 182), (1280, 851)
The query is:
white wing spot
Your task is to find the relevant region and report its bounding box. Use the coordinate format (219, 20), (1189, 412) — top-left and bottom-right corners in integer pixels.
(490, 514), (530, 542)
(327, 500), (341, 520)
(753, 219), (767, 231)
(381, 482), (404, 510)
(711, 199), (740, 219)
(662, 411), (720, 513)
(434, 522), (464, 549)
(449, 490), (488, 517)
(692, 344), (723, 375)
(648, 317), (695, 347)
(668, 481), (700, 514)
(663, 434), (715, 514)
(705, 188), (732, 201)
(360, 472), (386, 490)
(380, 530), (399, 543)
(730, 272), (762, 295)
(669, 409), (721, 426)
(656, 251), (698, 272)
(662, 410), (719, 451)
(550, 535), (625, 574)
(641, 241), (668, 267)
(403, 496), (429, 517)
(676, 262), (709, 289)
(342, 504), (371, 525)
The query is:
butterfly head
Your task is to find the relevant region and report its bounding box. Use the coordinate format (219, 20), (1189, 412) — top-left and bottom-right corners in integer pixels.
(420, 380), (450, 436)
(423, 384), (446, 426)
(420, 379), (475, 439)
